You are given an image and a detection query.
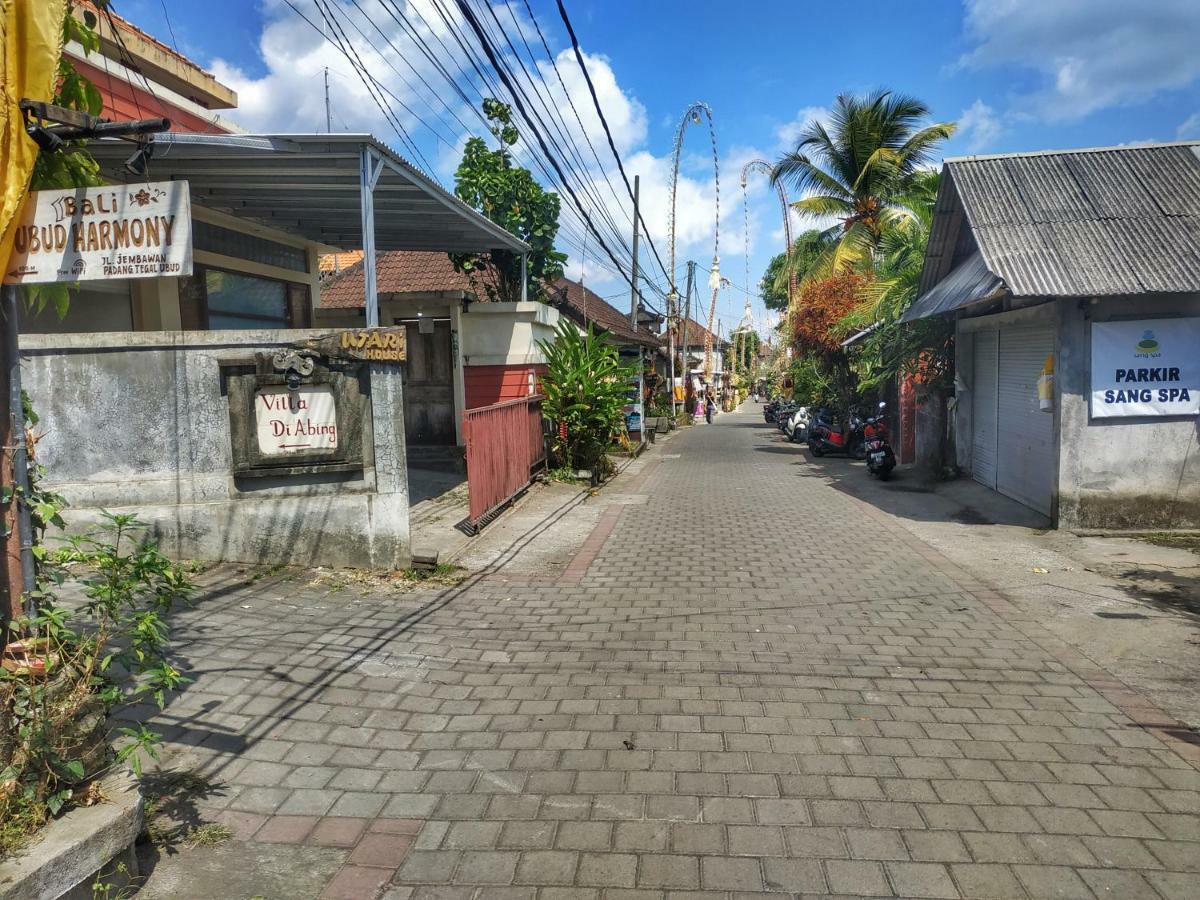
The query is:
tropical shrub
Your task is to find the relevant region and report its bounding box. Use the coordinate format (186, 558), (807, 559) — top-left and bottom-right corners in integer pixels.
(537, 321), (637, 471)
(0, 512), (191, 854)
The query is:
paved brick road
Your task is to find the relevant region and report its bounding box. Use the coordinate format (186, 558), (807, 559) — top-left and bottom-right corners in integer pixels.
(139, 405), (1200, 899)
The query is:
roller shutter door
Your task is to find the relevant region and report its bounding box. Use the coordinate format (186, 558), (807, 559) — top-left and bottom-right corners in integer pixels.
(971, 330), (999, 489)
(996, 326), (1056, 516)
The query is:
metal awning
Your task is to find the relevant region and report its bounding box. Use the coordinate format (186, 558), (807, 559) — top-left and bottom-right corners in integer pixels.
(900, 251), (1006, 322)
(85, 133), (531, 325)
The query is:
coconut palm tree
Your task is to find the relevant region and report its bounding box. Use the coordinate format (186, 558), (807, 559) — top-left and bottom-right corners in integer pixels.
(772, 91), (954, 274)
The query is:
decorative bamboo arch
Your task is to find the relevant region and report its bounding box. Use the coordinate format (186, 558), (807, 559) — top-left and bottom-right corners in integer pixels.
(666, 102), (721, 379)
(740, 159), (796, 338)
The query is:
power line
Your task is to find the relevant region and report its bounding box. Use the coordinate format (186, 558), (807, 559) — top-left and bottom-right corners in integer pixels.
(554, 0), (671, 286)
(454, 0), (641, 295)
(158, 0), (180, 54)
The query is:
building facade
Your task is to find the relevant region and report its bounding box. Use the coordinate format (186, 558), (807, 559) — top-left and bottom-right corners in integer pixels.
(905, 143), (1200, 529)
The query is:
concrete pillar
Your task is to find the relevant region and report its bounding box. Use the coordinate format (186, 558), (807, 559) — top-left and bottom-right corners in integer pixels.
(366, 363), (411, 569)
(132, 278), (182, 331)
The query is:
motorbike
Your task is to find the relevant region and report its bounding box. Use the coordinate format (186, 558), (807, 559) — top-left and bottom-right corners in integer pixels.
(763, 397), (781, 424)
(785, 406), (810, 443)
(863, 401), (896, 479)
(775, 402), (799, 431)
(807, 407), (867, 459)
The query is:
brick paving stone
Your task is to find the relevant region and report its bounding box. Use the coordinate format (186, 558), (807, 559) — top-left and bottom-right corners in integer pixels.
(1080, 868), (1160, 899)
(948, 863), (1027, 899)
(1013, 864), (1095, 899)
(254, 815), (318, 844)
(886, 861), (959, 899)
(762, 857), (826, 893)
(700, 856), (764, 891)
(637, 853), (700, 888)
(576, 852), (637, 887)
(350, 832), (416, 867)
(127, 407), (1200, 898)
(825, 859), (890, 895)
(320, 866), (392, 900)
(309, 816), (369, 848)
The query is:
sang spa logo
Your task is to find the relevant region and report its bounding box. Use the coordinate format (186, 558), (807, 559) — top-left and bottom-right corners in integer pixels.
(1133, 329), (1161, 358)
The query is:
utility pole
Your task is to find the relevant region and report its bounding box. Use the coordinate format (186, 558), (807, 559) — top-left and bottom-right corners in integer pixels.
(325, 68), (332, 133)
(629, 175), (640, 329)
(681, 261), (695, 415)
(667, 301), (676, 420)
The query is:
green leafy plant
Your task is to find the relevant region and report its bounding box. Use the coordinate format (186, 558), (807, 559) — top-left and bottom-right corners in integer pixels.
(537, 321), (637, 472)
(0, 513), (192, 854)
(451, 98), (567, 303)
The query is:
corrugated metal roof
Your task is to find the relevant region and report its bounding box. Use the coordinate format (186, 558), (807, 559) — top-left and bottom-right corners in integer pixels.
(901, 252), (1003, 322)
(909, 142), (1200, 319)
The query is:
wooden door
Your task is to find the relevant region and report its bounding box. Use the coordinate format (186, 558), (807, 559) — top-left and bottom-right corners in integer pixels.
(401, 320), (455, 445)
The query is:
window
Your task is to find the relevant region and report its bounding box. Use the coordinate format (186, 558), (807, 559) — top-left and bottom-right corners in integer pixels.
(193, 221), (308, 273)
(180, 265), (311, 330)
(205, 269), (289, 329)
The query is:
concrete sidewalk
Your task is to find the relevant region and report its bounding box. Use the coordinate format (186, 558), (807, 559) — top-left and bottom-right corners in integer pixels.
(123, 406), (1198, 899)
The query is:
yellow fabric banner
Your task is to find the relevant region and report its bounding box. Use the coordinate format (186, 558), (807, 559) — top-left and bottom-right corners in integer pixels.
(1, 0), (69, 275)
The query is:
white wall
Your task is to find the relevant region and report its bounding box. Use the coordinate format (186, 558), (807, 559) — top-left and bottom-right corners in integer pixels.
(460, 301), (560, 367)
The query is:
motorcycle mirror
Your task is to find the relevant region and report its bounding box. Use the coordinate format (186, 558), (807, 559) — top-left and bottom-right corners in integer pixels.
(878, 401), (887, 410)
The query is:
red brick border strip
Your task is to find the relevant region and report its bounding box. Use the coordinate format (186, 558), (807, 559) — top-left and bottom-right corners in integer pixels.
(555, 455), (665, 585)
(558, 505), (623, 585)
(841, 488), (1200, 770)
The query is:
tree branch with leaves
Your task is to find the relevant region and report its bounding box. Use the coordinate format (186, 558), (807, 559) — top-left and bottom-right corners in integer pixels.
(451, 99), (567, 303)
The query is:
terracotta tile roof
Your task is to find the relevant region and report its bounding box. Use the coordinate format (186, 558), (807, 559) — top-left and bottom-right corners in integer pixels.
(549, 277), (663, 349)
(319, 250), (364, 274)
(319, 251), (473, 308)
(667, 316), (727, 350)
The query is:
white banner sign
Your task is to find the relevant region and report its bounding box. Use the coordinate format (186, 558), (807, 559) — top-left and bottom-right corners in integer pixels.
(255, 387), (338, 456)
(1091, 317), (1200, 418)
(4, 181), (192, 284)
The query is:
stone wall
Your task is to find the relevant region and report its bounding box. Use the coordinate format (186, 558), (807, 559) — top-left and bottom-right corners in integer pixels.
(19, 330), (410, 569)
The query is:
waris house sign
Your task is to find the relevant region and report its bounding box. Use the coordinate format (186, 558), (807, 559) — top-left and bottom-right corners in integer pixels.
(3, 181), (192, 284)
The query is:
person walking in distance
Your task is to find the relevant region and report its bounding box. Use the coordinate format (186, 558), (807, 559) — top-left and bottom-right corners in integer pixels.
(705, 388), (716, 424)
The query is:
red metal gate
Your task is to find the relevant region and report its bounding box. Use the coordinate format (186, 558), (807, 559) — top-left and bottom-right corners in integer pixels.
(462, 395), (546, 531)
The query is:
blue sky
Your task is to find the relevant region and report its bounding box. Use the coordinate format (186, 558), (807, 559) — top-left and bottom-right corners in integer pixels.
(115, 0), (1200, 335)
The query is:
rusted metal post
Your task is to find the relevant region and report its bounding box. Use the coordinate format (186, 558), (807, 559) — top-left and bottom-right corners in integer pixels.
(1, 285), (34, 622)
(0, 303), (15, 636)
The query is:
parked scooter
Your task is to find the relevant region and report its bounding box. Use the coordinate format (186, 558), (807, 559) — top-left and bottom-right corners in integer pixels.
(775, 402), (799, 431)
(785, 406), (811, 443)
(807, 407), (867, 459)
(863, 402), (896, 479)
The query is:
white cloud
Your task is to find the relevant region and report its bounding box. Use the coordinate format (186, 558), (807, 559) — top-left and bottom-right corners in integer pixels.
(959, 0), (1200, 121)
(776, 106), (830, 149)
(957, 99), (1003, 153)
(1178, 113), (1200, 140)
(210, 0), (787, 327)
